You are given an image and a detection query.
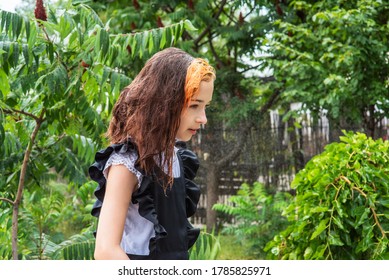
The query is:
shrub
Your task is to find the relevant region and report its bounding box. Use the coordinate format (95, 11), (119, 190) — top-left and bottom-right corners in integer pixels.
(214, 182), (292, 259)
(189, 229), (221, 260)
(265, 131), (389, 259)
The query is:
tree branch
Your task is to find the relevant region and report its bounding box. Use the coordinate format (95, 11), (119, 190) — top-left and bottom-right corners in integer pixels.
(257, 88), (281, 115)
(12, 108), (46, 259)
(222, 9), (238, 24)
(258, 76), (276, 83)
(215, 122), (250, 168)
(208, 33), (225, 68)
(3, 108), (41, 122)
(40, 21), (68, 72)
(194, 0), (227, 47)
(239, 64), (262, 73)
(198, 33), (218, 49)
(243, 6), (257, 20)
(0, 197), (14, 205)
(215, 89), (281, 168)
(371, 206), (386, 238)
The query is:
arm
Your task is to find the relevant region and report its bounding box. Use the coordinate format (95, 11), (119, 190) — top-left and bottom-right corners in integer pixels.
(94, 164), (137, 260)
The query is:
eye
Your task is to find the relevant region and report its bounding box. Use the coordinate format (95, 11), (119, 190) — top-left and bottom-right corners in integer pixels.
(189, 104), (199, 109)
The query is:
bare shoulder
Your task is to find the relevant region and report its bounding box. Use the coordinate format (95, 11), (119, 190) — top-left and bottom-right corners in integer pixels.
(105, 164), (138, 200)
(94, 164), (137, 259)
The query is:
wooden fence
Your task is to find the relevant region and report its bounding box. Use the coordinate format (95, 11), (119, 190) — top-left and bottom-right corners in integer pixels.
(189, 112), (389, 225)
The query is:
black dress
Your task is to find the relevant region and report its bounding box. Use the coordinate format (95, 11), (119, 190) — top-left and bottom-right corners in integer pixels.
(88, 139), (201, 260)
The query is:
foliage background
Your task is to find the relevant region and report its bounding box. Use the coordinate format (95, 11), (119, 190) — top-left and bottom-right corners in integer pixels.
(0, 0), (388, 260)
(265, 132), (389, 260)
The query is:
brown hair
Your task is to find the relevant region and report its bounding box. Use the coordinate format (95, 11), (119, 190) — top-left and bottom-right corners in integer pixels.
(107, 47), (215, 189)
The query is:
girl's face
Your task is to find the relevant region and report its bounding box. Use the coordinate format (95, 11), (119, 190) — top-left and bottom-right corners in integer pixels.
(176, 80), (214, 141)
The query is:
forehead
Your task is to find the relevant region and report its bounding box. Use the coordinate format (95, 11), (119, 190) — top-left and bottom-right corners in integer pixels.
(193, 80), (214, 102)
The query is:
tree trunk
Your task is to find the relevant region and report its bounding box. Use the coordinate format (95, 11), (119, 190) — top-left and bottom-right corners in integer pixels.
(288, 117), (305, 172)
(11, 110), (45, 259)
(367, 104), (376, 139)
(203, 90), (281, 231)
(205, 165), (220, 231)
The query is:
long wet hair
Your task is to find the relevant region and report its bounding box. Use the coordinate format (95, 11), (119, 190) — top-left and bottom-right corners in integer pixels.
(107, 47), (215, 189)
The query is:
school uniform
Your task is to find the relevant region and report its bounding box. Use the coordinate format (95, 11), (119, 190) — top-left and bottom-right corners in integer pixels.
(88, 139), (201, 259)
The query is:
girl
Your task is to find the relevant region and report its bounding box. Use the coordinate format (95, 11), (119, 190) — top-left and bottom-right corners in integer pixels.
(88, 47), (216, 260)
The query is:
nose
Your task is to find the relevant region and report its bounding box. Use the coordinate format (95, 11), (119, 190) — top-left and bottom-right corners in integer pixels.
(196, 110), (207, 125)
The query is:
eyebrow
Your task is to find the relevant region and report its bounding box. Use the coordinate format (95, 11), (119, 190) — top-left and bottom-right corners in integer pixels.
(191, 99), (212, 104)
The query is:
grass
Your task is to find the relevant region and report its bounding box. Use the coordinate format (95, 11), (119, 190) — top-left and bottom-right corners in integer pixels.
(216, 234), (258, 260)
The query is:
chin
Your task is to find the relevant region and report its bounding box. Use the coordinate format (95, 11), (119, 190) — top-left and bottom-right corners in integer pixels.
(177, 135), (191, 142)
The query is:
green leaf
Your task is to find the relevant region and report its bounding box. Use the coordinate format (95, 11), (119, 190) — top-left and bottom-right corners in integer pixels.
(183, 19), (197, 31)
(310, 206), (329, 213)
(141, 30), (149, 57)
(332, 216), (346, 231)
(304, 247), (313, 259)
(130, 35), (137, 58)
(151, 29), (160, 52)
(47, 42), (54, 63)
(135, 32), (143, 58)
(355, 208), (370, 228)
(22, 44), (30, 66)
(49, 100), (66, 110)
(310, 218), (329, 240)
(99, 28), (109, 57)
(328, 232), (344, 246)
(27, 21), (37, 49)
(160, 29), (166, 49)
(9, 42), (20, 68)
(0, 68), (10, 96)
(72, 0), (93, 5)
(377, 197), (389, 208)
(0, 112), (4, 146)
(12, 12), (23, 40)
(173, 22), (181, 44)
(24, 16), (30, 41)
(148, 31), (154, 54)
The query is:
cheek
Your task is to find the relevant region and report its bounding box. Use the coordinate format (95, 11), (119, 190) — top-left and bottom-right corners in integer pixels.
(176, 113), (191, 137)
(179, 112), (190, 127)
(177, 113), (186, 133)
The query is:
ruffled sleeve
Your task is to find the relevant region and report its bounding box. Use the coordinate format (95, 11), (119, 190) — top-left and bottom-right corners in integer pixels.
(88, 139), (138, 218)
(176, 142), (201, 218)
(131, 176), (168, 253)
(175, 142), (201, 249)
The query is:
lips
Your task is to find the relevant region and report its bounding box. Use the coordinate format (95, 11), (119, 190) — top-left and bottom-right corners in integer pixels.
(188, 129), (197, 135)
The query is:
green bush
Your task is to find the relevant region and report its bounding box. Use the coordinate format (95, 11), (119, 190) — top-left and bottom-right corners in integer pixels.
(214, 182), (292, 259)
(265, 131), (389, 260)
(7, 180), (96, 260)
(189, 229), (221, 260)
